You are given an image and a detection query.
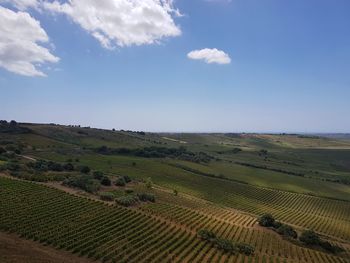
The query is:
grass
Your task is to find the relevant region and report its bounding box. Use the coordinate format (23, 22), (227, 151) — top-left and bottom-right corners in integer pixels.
(1, 123), (350, 243)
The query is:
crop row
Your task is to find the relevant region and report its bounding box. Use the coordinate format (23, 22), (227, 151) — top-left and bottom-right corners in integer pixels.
(0, 177), (349, 263)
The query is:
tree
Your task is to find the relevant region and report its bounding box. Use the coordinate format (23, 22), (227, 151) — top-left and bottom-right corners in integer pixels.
(236, 243), (255, 255)
(197, 229), (216, 241)
(145, 177), (153, 189)
(258, 214), (275, 227)
(93, 171), (104, 180)
(0, 147), (6, 154)
(214, 238), (235, 253)
(63, 163), (74, 171)
(80, 165), (90, 174)
(99, 192), (114, 201)
(115, 177), (126, 186)
(101, 176), (111, 186)
(122, 175), (131, 183)
(138, 193), (155, 202)
(299, 230), (320, 245)
(276, 224), (297, 239)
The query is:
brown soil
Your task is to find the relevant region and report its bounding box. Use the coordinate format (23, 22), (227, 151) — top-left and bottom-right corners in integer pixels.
(0, 232), (95, 263)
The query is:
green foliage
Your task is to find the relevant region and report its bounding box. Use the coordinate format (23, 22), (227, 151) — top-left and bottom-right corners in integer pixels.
(197, 229), (216, 241)
(27, 159), (68, 172)
(99, 192), (115, 201)
(124, 188), (134, 194)
(197, 229), (254, 255)
(96, 145), (213, 163)
(258, 214), (275, 227)
(100, 176), (111, 186)
(79, 165), (91, 174)
(236, 243), (255, 255)
(115, 177), (126, 186)
(276, 224), (297, 239)
(137, 193), (155, 202)
(115, 195), (139, 207)
(122, 175), (132, 183)
(145, 177), (153, 189)
(63, 175), (100, 193)
(214, 238), (236, 253)
(299, 230), (320, 245)
(93, 170), (104, 180)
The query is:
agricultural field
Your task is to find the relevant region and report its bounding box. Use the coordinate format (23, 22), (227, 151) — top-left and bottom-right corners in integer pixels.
(1, 121), (350, 262)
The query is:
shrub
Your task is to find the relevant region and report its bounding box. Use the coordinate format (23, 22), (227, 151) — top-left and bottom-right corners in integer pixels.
(197, 229), (216, 241)
(273, 221), (282, 229)
(125, 189), (134, 194)
(99, 192), (115, 201)
(145, 177), (153, 189)
(236, 243), (255, 255)
(276, 224), (297, 239)
(93, 171), (104, 180)
(100, 176), (111, 186)
(122, 175), (132, 183)
(258, 214), (275, 227)
(63, 163), (74, 171)
(80, 166), (90, 174)
(63, 175), (100, 193)
(115, 177), (126, 186)
(115, 195), (139, 207)
(299, 230), (320, 245)
(0, 147), (6, 154)
(137, 193), (155, 202)
(214, 238), (236, 253)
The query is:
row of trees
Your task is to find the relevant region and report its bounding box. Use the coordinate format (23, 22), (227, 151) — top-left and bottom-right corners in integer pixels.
(197, 229), (254, 255)
(258, 214), (344, 254)
(115, 193), (156, 207)
(96, 145), (213, 163)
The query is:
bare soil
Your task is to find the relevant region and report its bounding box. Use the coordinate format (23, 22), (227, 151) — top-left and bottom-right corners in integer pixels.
(0, 232), (95, 263)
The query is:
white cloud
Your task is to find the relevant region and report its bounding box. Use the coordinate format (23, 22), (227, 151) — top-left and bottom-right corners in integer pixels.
(187, 48), (231, 64)
(0, 0), (40, 10)
(0, 6), (59, 76)
(43, 0), (182, 49)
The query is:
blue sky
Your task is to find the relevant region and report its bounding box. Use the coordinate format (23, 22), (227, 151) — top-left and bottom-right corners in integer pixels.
(1, 0), (349, 132)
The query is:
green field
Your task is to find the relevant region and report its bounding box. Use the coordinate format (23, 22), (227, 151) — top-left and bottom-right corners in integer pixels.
(1, 122), (350, 262)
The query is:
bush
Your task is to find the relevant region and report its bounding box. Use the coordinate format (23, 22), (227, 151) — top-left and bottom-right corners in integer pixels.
(197, 229), (216, 241)
(137, 193), (155, 202)
(125, 189), (134, 194)
(145, 177), (153, 189)
(122, 175), (131, 183)
(299, 230), (320, 245)
(0, 147), (6, 154)
(99, 192), (115, 201)
(258, 214), (275, 227)
(93, 171), (104, 180)
(115, 195), (139, 207)
(236, 243), (255, 255)
(63, 163), (74, 171)
(100, 176), (111, 186)
(276, 224), (297, 239)
(63, 175), (100, 193)
(273, 221), (282, 229)
(115, 177), (126, 186)
(80, 166), (90, 174)
(214, 238), (236, 253)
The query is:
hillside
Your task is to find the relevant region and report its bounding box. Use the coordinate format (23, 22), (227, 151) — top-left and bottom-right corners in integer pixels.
(1, 121), (350, 263)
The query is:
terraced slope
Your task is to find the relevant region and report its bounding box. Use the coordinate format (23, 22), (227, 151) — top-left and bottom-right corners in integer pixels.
(1, 177), (349, 263)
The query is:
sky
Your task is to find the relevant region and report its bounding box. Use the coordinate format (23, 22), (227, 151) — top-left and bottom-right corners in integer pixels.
(0, 0), (349, 133)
